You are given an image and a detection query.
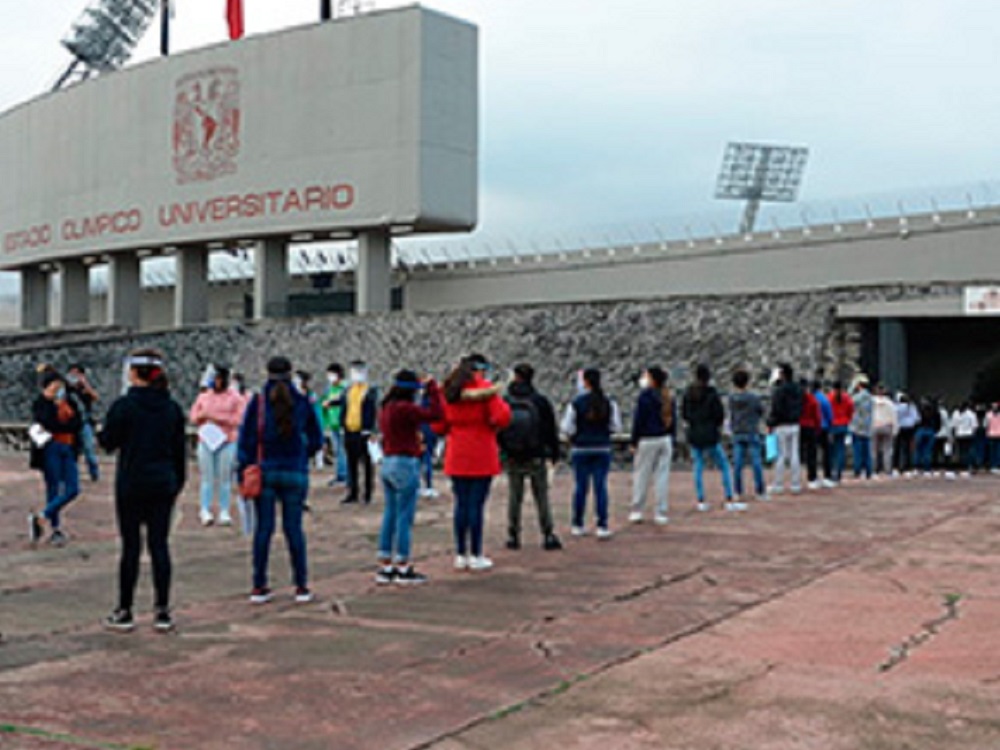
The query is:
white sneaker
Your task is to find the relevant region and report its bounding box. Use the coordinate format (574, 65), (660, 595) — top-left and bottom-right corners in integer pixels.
(756, 493), (772, 502)
(422, 488), (440, 499)
(768, 486), (784, 495)
(990, 469), (1000, 476)
(596, 527), (613, 540)
(790, 486), (803, 495)
(807, 480), (822, 490)
(468, 556), (493, 572)
(696, 502), (711, 512)
(218, 512), (233, 526)
(725, 502), (748, 512)
(199, 511), (214, 527)
(821, 479), (837, 489)
(628, 511), (644, 524)
(571, 525), (587, 537)
(453, 555), (469, 571)
(654, 514), (669, 526)
(945, 472), (957, 481)
(891, 470), (900, 478)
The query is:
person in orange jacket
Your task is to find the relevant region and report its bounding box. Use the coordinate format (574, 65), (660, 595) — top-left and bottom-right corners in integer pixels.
(433, 354), (512, 573)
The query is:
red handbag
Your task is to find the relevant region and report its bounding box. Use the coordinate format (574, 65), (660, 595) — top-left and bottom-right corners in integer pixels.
(239, 395), (265, 500)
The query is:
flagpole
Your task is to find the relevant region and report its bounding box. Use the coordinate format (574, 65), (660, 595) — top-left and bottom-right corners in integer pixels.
(160, 0), (170, 56)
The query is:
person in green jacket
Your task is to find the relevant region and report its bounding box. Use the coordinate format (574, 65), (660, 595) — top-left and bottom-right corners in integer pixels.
(321, 363), (348, 486)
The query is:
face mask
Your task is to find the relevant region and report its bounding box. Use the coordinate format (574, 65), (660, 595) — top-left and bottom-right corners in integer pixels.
(328, 374), (340, 385)
(56, 387), (67, 401)
(350, 369), (367, 385)
(639, 375), (651, 390)
(66, 374), (79, 386)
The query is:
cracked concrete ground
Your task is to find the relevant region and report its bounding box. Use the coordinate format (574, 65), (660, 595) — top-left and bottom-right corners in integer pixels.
(0, 455), (998, 749)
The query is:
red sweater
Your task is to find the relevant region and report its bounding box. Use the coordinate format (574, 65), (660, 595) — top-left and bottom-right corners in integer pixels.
(379, 381), (444, 458)
(800, 391), (822, 430)
(829, 392), (855, 428)
(433, 374), (512, 478)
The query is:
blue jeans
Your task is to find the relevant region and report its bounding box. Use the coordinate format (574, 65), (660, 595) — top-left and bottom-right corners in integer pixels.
(852, 434), (872, 478)
(198, 442), (235, 517)
(691, 443), (734, 503)
(915, 428), (936, 472)
(571, 451), (612, 529)
(732, 434), (765, 497)
(330, 429), (347, 482)
(452, 477), (493, 557)
(253, 470), (309, 590)
(43, 442), (80, 530)
(830, 426), (848, 481)
(79, 422), (99, 480)
(379, 457), (421, 563)
(421, 429), (438, 489)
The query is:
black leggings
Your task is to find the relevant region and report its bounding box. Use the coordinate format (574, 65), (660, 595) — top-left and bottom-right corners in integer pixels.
(117, 494), (175, 611)
(344, 432), (373, 501)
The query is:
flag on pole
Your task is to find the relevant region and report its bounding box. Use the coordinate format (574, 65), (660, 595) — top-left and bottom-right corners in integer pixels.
(227, 0), (244, 40)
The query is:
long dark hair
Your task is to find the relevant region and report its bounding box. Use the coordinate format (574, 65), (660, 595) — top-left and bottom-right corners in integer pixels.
(130, 348), (168, 390)
(582, 368), (610, 424)
(267, 357), (295, 439)
(444, 358), (477, 404)
(648, 366), (673, 429)
(384, 370), (420, 406)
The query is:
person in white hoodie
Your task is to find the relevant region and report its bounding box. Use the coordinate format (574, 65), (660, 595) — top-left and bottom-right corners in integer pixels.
(951, 402), (979, 476)
(871, 385), (899, 477)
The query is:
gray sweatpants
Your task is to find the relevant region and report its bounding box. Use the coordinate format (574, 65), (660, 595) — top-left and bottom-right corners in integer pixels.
(631, 436), (673, 517)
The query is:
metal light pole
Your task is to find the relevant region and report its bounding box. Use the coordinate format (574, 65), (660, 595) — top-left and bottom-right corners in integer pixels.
(715, 142), (809, 235)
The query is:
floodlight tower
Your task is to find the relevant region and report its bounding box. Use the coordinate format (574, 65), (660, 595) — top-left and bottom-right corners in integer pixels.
(53, 0), (159, 91)
(715, 142), (809, 234)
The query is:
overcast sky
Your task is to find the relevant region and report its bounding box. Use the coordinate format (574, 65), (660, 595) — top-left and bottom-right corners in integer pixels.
(1, 0), (998, 242)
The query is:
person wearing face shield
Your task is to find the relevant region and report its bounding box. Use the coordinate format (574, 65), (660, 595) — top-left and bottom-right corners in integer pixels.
(342, 360), (380, 504)
(29, 372), (83, 547)
(321, 363), (349, 486)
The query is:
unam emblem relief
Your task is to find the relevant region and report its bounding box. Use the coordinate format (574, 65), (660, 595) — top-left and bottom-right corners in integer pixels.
(173, 67), (241, 184)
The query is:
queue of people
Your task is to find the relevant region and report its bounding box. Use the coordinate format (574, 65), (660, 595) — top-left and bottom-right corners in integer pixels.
(24, 351), (1000, 634)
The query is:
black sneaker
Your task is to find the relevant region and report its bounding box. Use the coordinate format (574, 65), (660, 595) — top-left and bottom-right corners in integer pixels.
(154, 608), (174, 632)
(48, 530), (67, 547)
(28, 513), (43, 544)
(104, 609), (135, 632)
(374, 567), (396, 585)
(506, 535), (521, 550)
(394, 567), (428, 586)
(341, 496), (359, 505)
(543, 534), (563, 551)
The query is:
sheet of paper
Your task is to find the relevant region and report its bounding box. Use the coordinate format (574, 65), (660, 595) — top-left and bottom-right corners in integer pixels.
(28, 423), (52, 448)
(367, 440), (384, 465)
(198, 422), (228, 452)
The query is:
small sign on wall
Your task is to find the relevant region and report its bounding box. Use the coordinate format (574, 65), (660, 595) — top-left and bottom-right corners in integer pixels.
(964, 286), (1000, 315)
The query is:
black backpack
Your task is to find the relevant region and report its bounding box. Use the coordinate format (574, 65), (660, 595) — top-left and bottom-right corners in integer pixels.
(500, 395), (543, 458)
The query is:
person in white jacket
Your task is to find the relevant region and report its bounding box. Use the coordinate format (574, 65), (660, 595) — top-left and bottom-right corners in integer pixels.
(951, 403), (979, 476)
(871, 385), (899, 477)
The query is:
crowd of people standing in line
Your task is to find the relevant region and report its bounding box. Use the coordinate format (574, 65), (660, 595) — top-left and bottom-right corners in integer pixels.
(24, 351), (1000, 633)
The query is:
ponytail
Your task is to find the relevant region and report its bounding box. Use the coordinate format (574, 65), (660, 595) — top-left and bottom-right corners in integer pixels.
(660, 385), (674, 430)
(582, 368), (610, 424)
(270, 380), (295, 439)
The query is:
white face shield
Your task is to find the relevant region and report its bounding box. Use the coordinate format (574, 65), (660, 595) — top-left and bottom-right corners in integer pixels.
(350, 367), (368, 385)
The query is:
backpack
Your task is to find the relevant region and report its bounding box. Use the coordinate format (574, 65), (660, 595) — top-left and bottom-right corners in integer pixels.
(499, 395), (543, 458)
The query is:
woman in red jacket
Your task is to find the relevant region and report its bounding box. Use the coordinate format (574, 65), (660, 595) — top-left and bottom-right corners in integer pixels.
(435, 355), (512, 572)
(828, 381), (855, 483)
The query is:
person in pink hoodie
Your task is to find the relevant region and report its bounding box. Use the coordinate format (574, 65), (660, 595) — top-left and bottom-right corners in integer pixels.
(190, 367), (247, 526)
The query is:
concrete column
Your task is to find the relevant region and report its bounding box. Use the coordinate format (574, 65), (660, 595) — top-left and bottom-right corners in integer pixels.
(254, 238), (289, 320)
(59, 259), (90, 327)
(107, 253), (141, 329)
(175, 245), (209, 327)
(20, 266), (50, 330)
(356, 229), (392, 314)
(878, 318), (908, 392)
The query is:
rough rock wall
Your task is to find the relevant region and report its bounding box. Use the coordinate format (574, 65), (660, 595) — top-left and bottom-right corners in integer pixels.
(0, 283), (958, 421)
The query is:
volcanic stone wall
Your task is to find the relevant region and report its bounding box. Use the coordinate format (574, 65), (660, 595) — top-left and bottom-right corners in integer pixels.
(0, 283), (961, 422)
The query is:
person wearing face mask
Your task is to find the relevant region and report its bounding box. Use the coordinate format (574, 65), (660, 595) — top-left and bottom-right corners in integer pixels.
(29, 372), (83, 547)
(629, 367), (676, 525)
(321, 363), (348, 487)
(189, 366), (245, 527)
(342, 360), (380, 504)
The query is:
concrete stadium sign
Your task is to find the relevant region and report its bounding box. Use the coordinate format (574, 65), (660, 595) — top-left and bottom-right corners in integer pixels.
(0, 7), (478, 269)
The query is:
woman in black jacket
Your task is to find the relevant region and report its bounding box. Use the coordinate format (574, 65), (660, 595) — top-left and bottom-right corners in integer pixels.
(99, 349), (187, 633)
(681, 364), (736, 512)
(30, 372), (83, 547)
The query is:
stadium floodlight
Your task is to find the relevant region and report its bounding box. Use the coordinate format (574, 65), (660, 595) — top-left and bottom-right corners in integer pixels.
(715, 142), (809, 234)
(54, 0), (159, 90)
